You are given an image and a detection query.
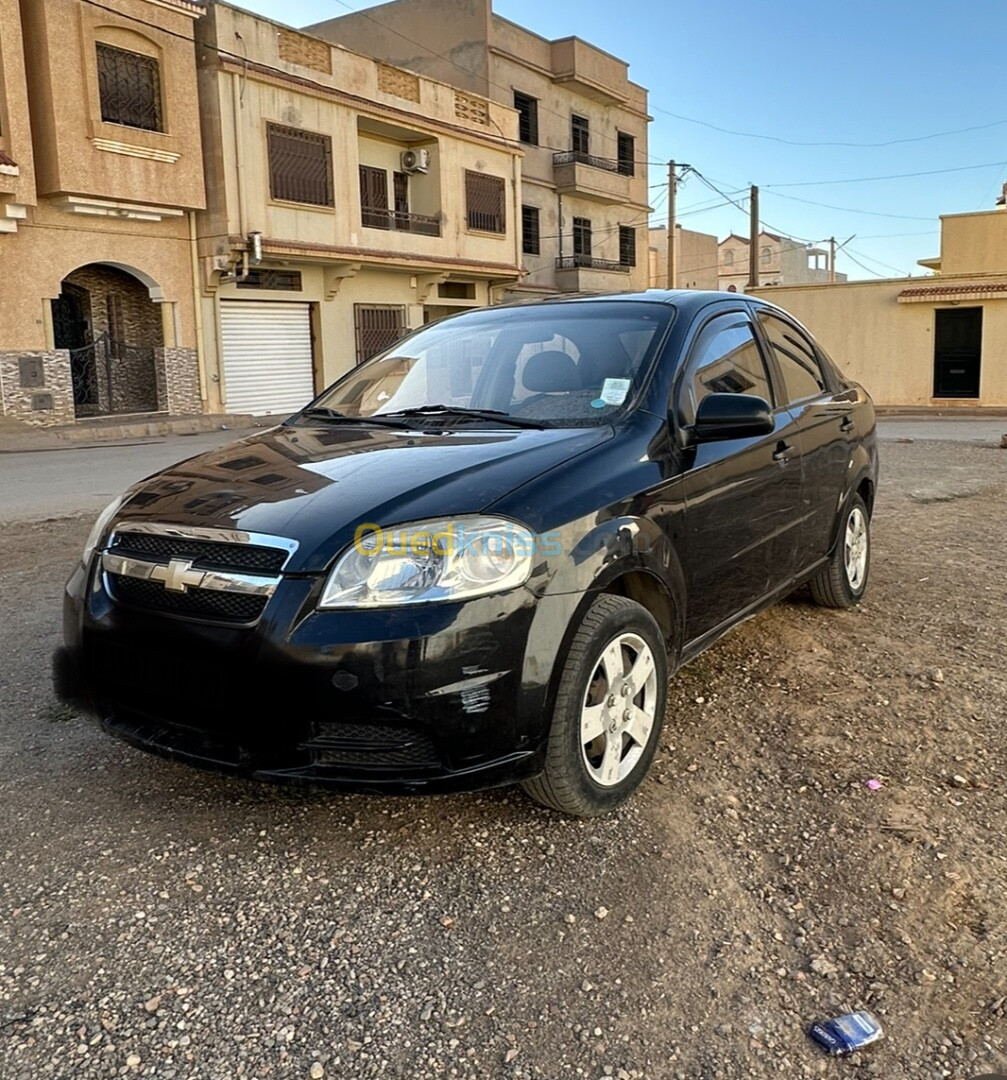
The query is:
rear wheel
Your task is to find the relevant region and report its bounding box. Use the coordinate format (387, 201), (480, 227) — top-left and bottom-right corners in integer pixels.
(522, 594), (668, 817)
(809, 493), (871, 609)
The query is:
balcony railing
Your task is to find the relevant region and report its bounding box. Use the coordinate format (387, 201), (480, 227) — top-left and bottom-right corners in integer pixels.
(553, 150), (623, 174)
(361, 207), (441, 237)
(556, 255), (631, 273)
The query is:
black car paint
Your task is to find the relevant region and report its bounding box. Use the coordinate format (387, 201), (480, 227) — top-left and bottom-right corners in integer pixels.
(57, 291), (878, 793)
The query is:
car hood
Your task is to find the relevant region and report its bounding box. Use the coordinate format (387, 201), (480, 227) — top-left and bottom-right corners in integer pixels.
(112, 422), (614, 572)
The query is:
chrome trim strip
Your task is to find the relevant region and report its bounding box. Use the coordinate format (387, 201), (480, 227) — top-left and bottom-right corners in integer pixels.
(108, 522), (299, 562)
(102, 552), (280, 597)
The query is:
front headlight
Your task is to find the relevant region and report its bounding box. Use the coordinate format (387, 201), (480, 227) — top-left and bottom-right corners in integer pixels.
(81, 494), (127, 567)
(319, 516), (536, 609)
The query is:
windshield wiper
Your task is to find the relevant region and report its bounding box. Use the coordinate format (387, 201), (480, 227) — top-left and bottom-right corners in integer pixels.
(299, 407), (413, 430)
(379, 405), (547, 430)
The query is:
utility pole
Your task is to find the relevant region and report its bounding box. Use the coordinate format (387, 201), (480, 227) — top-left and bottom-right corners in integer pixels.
(748, 184), (759, 290)
(666, 160), (677, 289)
(829, 236), (836, 284)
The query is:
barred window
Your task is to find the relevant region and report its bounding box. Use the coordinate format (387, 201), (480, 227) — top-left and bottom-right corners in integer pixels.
(522, 205), (540, 255)
(355, 305), (408, 364)
(236, 269), (303, 291)
(465, 170), (506, 233)
(96, 43), (163, 132)
(267, 123), (334, 207)
(619, 225), (637, 268)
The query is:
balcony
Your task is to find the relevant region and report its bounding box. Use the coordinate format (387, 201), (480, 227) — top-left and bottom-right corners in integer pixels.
(552, 151), (631, 205)
(549, 38), (630, 105)
(555, 254), (631, 293)
(361, 207), (441, 237)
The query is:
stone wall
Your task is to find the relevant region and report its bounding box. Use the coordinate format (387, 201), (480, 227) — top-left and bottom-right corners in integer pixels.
(64, 266), (164, 348)
(0, 350), (76, 426)
(161, 347), (202, 415)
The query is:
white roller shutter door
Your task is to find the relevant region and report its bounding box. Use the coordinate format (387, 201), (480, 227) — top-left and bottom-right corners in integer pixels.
(220, 301), (315, 416)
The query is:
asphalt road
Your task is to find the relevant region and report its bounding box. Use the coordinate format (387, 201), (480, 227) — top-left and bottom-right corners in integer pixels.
(0, 430), (249, 524)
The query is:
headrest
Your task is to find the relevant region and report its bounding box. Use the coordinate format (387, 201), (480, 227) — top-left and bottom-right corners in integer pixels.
(522, 350), (581, 393)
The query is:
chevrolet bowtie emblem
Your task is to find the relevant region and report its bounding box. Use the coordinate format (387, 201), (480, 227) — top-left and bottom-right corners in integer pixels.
(151, 558), (206, 593)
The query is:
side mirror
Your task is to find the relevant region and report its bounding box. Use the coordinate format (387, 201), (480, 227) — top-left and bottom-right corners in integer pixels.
(693, 393), (774, 441)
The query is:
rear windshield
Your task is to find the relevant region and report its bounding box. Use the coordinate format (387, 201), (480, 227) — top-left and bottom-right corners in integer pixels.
(311, 301), (675, 427)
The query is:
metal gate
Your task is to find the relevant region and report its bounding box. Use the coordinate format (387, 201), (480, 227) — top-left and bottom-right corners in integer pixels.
(70, 332), (160, 417)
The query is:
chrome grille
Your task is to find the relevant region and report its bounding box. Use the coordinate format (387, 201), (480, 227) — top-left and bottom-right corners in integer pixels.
(102, 524), (295, 625)
(109, 531), (289, 573)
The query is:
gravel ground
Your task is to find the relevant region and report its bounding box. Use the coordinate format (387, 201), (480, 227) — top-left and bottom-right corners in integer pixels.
(1, 439), (1006, 1080)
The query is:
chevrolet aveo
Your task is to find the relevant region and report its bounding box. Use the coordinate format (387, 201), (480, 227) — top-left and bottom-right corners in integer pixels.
(56, 291), (878, 816)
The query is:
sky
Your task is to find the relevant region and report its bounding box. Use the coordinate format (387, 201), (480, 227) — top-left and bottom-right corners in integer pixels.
(237, 0), (1007, 281)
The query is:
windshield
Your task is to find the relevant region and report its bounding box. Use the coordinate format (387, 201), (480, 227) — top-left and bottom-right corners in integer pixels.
(308, 301), (674, 428)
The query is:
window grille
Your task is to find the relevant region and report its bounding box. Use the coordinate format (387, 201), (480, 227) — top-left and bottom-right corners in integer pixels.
(96, 43), (163, 132)
(465, 171), (506, 233)
(354, 305), (407, 364)
(267, 123), (334, 207)
(236, 269), (303, 291)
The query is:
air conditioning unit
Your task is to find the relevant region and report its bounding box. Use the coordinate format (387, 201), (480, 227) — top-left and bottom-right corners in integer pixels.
(401, 148), (431, 174)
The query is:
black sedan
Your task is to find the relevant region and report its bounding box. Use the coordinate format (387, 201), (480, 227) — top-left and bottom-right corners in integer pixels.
(56, 291), (878, 816)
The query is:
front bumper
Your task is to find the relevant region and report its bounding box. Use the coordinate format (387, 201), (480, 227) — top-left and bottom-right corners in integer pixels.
(57, 559), (569, 793)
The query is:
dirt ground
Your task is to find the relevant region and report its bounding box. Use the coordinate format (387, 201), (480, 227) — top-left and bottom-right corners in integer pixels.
(1, 438), (1006, 1080)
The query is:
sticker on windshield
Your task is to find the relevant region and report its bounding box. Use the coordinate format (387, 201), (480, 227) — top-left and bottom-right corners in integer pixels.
(600, 377), (632, 406)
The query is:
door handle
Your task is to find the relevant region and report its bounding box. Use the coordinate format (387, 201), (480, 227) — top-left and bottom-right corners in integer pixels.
(772, 441), (792, 462)
(839, 416), (855, 433)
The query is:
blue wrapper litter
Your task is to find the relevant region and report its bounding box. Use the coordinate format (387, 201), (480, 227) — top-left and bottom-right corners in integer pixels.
(807, 1011), (884, 1055)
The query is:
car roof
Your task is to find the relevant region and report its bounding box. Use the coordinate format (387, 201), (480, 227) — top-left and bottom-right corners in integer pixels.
(491, 289), (778, 317)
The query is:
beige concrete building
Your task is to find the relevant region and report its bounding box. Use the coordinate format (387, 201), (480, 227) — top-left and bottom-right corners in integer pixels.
(751, 208), (1007, 408)
(194, 2), (523, 416)
(0, 0), (205, 427)
(648, 225), (719, 290)
(719, 231), (845, 292)
(306, 0), (651, 299)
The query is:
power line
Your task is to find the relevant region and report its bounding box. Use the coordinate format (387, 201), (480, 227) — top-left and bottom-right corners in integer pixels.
(838, 250), (891, 279)
(651, 104), (1007, 149)
(762, 190), (937, 222)
(765, 160), (1007, 188)
(843, 246), (913, 278)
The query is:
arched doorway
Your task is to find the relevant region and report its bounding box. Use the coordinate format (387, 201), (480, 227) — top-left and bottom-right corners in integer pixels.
(52, 264), (164, 417)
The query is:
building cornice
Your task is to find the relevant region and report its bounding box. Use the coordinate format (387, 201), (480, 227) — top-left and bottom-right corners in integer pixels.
(139, 0), (204, 19)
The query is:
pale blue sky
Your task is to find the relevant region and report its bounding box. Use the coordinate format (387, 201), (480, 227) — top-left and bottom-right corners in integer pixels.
(238, 0), (1007, 280)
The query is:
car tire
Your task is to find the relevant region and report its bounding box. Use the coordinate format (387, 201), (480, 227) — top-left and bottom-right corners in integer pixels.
(809, 493), (871, 609)
(522, 594), (668, 817)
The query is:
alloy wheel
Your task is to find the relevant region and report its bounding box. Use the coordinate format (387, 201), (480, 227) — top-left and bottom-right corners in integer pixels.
(844, 506), (869, 591)
(580, 632), (659, 787)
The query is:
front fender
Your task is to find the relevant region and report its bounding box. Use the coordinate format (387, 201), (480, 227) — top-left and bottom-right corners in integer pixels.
(519, 512), (688, 733)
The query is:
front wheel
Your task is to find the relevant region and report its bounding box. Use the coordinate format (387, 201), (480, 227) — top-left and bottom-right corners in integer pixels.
(522, 594), (668, 817)
(809, 493), (871, 609)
